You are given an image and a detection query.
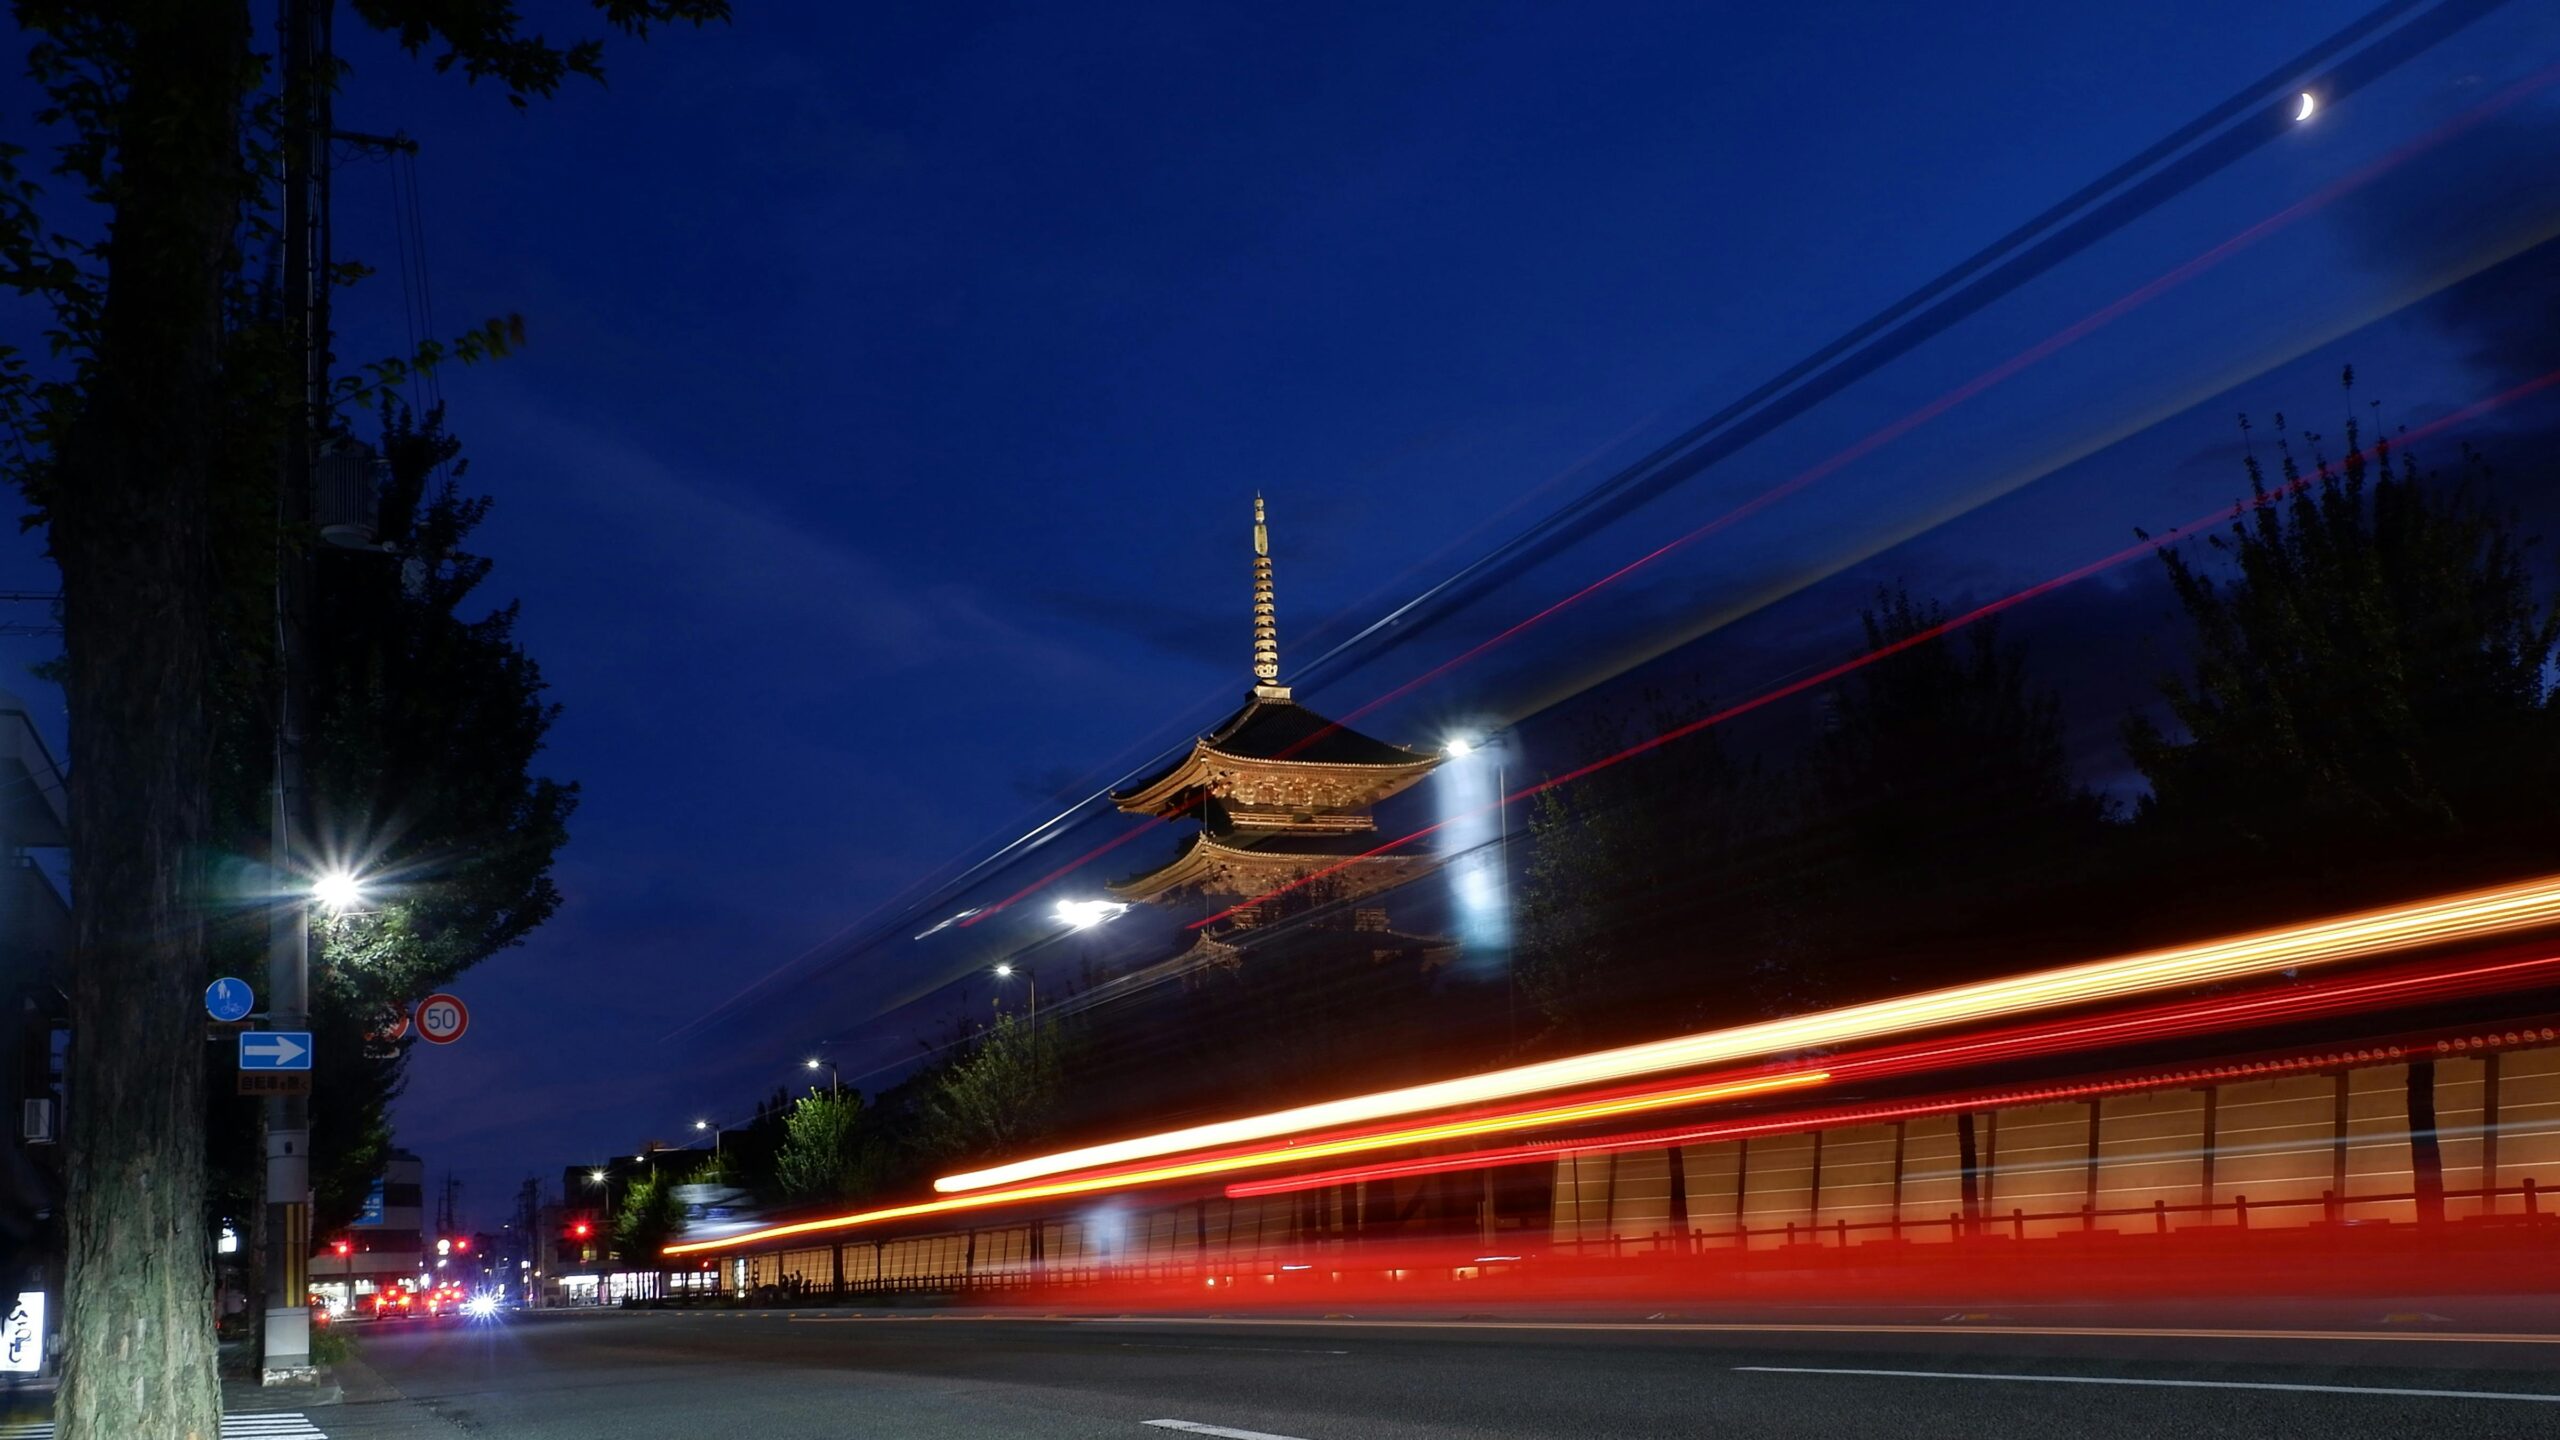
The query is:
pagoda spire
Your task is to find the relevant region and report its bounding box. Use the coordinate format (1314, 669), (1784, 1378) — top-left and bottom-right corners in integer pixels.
(1252, 494), (1290, 700)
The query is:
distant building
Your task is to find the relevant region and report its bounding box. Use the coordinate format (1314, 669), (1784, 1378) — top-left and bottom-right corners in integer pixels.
(0, 691), (70, 1365)
(311, 1148), (424, 1310)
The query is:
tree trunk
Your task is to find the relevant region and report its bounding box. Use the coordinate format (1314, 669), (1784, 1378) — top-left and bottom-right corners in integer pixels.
(52, 4), (245, 1436)
(2407, 1060), (2445, 1226)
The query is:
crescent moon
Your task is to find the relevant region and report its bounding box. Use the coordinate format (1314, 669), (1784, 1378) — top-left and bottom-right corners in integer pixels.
(2295, 92), (2317, 121)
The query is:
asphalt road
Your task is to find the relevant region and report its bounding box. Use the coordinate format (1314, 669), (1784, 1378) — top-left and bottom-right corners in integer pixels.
(294, 1304), (2560, 1440)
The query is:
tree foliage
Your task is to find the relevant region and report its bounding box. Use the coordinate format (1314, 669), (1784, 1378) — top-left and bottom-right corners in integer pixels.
(2128, 396), (2560, 884)
(612, 1165), (687, 1275)
(772, 1090), (888, 1204)
(1515, 596), (2102, 1044)
(919, 1012), (1063, 1163)
(0, 3), (723, 1431)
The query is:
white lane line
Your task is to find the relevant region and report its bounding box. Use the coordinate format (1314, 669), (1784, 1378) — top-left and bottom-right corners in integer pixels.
(1734, 1366), (2560, 1403)
(1121, 1332), (1361, 1342)
(0, 1415), (326, 1439)
(1144, 1421), (1320, 1439)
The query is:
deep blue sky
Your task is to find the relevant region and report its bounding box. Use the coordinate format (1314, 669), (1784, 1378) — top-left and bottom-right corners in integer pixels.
(10, 1), (2560, 1224)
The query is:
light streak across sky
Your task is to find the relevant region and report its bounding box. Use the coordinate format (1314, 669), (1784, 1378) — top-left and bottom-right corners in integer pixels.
(664, 1070), (1823, 1256)
(932, 871), (2560, 1196)
(1220, 1018), (2560, 1200)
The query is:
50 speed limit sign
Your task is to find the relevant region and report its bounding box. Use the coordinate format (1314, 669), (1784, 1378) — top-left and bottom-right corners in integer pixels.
(414, 992), (470, 1045)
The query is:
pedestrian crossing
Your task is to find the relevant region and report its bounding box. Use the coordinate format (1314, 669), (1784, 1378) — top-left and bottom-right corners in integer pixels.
(0, 1412), (327, 1439)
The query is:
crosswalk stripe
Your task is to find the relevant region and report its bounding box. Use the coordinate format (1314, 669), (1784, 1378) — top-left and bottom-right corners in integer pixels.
(0, 1416), (327, 1439)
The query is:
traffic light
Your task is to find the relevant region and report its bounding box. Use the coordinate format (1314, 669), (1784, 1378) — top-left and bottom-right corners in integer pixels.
(454, 1237), (470, 1254)
(569, 1220), (591, 1239)
(331, 1239), (351, 1257)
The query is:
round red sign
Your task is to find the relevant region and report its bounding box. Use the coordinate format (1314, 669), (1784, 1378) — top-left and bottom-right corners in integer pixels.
(415, 992), (469, 1045)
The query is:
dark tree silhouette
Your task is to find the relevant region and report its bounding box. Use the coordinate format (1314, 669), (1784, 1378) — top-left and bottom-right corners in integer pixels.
(0, 5), (723, 1432)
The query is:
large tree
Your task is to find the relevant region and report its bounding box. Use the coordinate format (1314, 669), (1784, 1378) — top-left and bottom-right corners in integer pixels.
(1789, 589), (2105, 998)
(2127, 399), (2560, 897)
(1514, 691), (1786, 1043)
(0, 4), (722, 1433)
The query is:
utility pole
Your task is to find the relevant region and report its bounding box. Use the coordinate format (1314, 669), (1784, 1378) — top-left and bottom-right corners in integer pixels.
(261, 0), (330, 1385)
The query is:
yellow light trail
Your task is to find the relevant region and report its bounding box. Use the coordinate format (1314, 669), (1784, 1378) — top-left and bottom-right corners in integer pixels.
(935, 873), (2560, 1195)
(666, 1070), (1824, 1257)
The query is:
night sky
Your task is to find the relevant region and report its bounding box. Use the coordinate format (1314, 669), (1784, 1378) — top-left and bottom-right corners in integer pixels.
(9, 2), (2560, 1226)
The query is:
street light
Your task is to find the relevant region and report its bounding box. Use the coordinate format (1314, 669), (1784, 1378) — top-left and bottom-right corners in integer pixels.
(804, 1056), (840, 1096)
(1052, 899), (1124, 930)
(992, 962), (1036, 1025)
(312, 868), (366, 915)
(694, 1119), (722, 1158)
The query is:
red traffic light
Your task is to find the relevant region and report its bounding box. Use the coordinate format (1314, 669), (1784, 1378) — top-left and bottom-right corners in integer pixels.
(569, 1221), (591, 1239)
(453, 1237), (469, 1253)
(331, 1240), (351, 1257)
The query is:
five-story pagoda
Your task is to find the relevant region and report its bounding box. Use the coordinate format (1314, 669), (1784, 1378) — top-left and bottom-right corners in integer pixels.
(1108, 498), (1442, 924)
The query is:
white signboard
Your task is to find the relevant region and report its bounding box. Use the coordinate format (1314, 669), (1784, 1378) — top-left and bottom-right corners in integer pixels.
(3, 1291), (43, 1374)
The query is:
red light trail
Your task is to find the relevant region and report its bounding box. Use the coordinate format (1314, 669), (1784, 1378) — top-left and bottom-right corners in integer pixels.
(665, 916), (2560, 1257)
(945, 872), (2560, 1195)
(955, 944), (2560, 1201)
(1224, 1015), (2560, 1200)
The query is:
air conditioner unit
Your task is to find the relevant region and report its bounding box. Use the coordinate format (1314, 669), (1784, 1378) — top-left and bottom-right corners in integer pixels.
(20, 1099), (54, 1145)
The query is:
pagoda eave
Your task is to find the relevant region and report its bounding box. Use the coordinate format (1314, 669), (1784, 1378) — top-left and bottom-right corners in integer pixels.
(1112, 742), (1442, 818)
(1106, 835), (1437, 904)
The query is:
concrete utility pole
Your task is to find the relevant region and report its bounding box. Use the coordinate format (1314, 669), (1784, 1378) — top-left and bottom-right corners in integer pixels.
(261, 0), (331, 1386)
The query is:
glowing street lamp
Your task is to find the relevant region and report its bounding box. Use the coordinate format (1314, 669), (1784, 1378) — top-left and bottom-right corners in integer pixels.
(312, 868), (366, 915)
(694, 1119), (723, 1158)
(804, 1056), (840, 1096)
(1052, 899), (1125, 930)
(993, 963), (1037, 1025)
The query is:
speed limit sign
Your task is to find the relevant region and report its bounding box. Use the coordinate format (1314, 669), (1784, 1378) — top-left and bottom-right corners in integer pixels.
(414, 992), (469, 1045)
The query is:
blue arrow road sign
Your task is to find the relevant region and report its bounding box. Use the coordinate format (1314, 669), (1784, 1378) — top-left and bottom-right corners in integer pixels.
(238, 1031), (312, 1071)
(204, 977), (254, 1024)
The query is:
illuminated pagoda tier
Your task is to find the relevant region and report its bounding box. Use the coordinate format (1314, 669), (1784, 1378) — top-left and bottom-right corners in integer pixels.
(1108, 496), (1442, 918)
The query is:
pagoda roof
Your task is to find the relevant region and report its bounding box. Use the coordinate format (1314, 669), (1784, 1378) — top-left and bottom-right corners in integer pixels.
(1105, 828), (1436, 904)
(1113, 695), (1439, 816)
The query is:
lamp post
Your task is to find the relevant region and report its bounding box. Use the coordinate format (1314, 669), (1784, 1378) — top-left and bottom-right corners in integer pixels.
(804, 1056), (840, 1097)
(694, 1119), (722, 1159)
(992, 962), (1036, 1026)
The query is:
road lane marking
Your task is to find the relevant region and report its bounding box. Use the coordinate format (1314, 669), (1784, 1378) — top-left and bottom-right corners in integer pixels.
(1121, 1332), (1361, 1342)
(1733, 1367), (2560, 1402)
(0, 1418), (328, 1439)
(1144, 1421), (1318, 1440)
